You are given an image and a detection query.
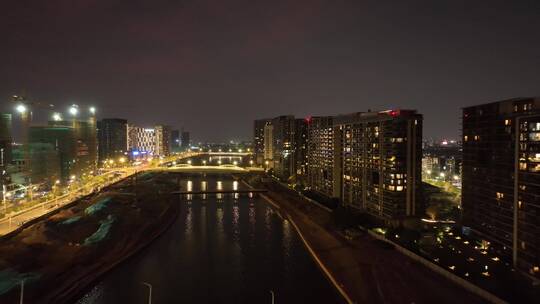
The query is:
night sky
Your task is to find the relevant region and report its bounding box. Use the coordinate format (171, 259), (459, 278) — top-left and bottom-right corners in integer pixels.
(1, 0), (539, 142)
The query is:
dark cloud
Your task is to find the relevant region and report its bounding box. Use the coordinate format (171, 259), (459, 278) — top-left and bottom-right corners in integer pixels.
(1, 0), (539, 141)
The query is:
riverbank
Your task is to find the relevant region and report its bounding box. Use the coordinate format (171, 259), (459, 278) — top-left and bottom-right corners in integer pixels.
(246, 175), (485, 304)
(0, 171), (182, 304)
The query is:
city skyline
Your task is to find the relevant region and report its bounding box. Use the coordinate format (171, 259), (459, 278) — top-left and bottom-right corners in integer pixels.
(2, 1), (540, 141)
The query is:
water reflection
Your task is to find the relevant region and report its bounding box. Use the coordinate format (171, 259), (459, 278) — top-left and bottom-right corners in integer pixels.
(77, 174), (340, 304)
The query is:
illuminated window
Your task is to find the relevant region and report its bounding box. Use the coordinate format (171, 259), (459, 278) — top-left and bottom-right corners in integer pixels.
(528, 153), (540, 162)
(529, 164), (540, 172)
(530, 122), (540, 131)
(496, 192), (504, 199)
(519, 162), (527, 170)
(504, 119), (511, 126)
(529, 133), (540, 141)
(518, 201), (522, 209)
(464, 135), (468, 142)
(396, 185), (404, 191)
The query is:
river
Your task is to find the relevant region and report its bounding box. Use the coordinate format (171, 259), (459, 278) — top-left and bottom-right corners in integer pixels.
(76, 173), (341, 303)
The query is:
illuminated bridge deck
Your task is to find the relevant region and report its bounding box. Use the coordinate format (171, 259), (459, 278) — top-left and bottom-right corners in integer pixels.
(171, 189), (267, 195)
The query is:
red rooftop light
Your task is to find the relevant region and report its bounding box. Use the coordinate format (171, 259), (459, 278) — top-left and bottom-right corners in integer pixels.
(389, 110), (400, 117)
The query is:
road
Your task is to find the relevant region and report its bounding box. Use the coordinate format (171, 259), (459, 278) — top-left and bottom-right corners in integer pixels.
(0, 170), (134, 235)
(0, 151), (209, 236)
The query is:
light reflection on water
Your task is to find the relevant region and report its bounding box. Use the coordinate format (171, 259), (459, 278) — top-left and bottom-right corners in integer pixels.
(77, 175), (340, 304)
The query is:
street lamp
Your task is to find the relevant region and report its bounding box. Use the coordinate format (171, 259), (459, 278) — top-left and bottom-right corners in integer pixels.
(69, 105), (78, 116)
(16, 104), (27, 114)
(141, 282), (153, 304)
(52, 112), (62, 121)
(89, 106), (96, 115)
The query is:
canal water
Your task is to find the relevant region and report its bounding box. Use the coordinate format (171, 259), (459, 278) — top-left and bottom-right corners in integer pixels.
(76, 174), (341, 303)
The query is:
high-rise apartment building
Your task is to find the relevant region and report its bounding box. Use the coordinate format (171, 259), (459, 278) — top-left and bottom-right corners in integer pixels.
(263, 122), (273, 164)
(28, 126), (77, 183)
(155, 125), (172, 156)
(97, 118), (128, 163)
(48, 118), (98, 178)
(462, 97), (540, 277)
(294, 118), (308, 184)
(270, 115), (296, 181)
(307, 116), (337, 198)
(171, 130), (180, 152)
(0, 113), (13, 190)
(333, 110), (423, 220)
(254, 119), (270, 165)
(181, 131), (190, 151)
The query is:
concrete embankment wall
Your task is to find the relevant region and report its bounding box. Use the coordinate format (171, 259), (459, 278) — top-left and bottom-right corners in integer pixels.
(367, 230), (506, 304)
(259, 193), (354, 304)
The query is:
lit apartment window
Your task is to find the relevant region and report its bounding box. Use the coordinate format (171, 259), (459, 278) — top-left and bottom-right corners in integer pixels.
(496, 192), (504, 199)
(530, 164), (540, 172)
(528, 153), (540, 162)
(464, 135), (468, 142)
(396, 185), (404, 191)
(530, 122), (540, 131)
(518, 201), (523, 209)
(504, 119), (511, 126)
(529, 133), (540, 141)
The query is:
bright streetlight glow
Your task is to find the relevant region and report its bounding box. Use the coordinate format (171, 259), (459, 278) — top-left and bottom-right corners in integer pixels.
(16, 104), (27, 114)
(187, 160), (192, 165)
(233, 161), (238, 166)
(440, 172), (445, 178)
(453, 175), (459, 180)
(119, 157), (126, 163)
(69, 105), (78, 116)
(89, 106), (96, 114)
(52, 112), (62, 121)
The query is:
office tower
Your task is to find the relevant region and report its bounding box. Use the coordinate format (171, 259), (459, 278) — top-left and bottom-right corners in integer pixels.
(98, 118), (127, 163)
(333, 110), (423, 220)
(462, 97), (540, 277)
(127, 125), (157, 156)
